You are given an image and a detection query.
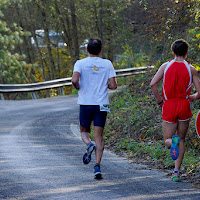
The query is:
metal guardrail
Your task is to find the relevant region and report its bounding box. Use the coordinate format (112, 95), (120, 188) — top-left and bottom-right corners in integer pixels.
(0, 66), (154, 100)
(115, 66), (154, 77)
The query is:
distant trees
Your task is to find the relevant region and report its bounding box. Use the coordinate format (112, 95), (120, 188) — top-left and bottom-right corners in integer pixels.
(126, 0), (199, 61)
(1, 0), (200, 84)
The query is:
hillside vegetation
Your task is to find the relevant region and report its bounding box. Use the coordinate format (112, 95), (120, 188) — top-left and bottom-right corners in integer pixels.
(105, 71), (200, 187)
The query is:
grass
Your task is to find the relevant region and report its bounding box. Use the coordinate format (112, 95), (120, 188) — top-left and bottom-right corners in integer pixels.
(104, 70), (200, 185)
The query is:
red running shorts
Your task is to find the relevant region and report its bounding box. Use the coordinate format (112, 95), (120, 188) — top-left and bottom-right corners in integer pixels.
(162, 99), (192, 123)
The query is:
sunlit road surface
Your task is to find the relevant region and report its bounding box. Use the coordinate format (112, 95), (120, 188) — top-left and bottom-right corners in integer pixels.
(0, 95), (199, 200)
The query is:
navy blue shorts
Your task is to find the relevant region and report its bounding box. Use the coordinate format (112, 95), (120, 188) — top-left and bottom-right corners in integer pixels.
(79, 105), (107, 128)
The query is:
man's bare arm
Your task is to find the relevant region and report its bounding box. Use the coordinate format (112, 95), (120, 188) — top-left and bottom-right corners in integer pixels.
(108, 77), (117, 90)
(72, 72), (80, 90)
(150, 63), (166, 105)
(189, 66), (200, 101)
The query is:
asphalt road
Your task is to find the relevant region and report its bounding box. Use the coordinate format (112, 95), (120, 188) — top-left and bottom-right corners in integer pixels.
(0, 95), (200, 200)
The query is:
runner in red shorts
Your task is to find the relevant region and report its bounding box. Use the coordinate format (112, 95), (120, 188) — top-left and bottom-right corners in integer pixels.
(150, 39), (200, 182)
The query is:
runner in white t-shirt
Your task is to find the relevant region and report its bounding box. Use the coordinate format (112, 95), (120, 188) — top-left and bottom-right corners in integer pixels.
(72, 38), (117, 179)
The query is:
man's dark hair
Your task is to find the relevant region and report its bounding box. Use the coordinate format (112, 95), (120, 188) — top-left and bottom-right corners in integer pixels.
(87, 38), (102, 55)
(171, 39), (189, 57)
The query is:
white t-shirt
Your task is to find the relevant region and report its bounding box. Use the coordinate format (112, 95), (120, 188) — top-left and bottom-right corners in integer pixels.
(73, 57), (116, 105)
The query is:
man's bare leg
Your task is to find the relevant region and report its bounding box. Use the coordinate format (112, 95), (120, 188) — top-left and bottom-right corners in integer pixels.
(162, 121), (178, 148)
(81, 125), (96, 165)
(175, 120), (190, 170)
(94, 126), (104, 164)
(80, 126), (91, 145)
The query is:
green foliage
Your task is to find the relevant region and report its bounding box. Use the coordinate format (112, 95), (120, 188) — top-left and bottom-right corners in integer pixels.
(139, 0), (148, 10)
(116, 137), (200, 172)
(0, 0), (37, 84)
(116, 138), (169, 160)
(188, 27), (200, 65)
(114, 45), (151, 69)
(50, 88), (58, 97)
(37, 47), (73, 81)
(71, 88), (78, 95)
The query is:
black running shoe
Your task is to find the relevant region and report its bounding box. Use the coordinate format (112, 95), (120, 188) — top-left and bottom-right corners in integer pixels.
(94, 164), (102, 179)
(83, 143), (95, 164)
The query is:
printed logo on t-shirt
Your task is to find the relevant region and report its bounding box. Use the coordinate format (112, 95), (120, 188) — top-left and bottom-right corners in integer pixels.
(93, 65), (99, 71)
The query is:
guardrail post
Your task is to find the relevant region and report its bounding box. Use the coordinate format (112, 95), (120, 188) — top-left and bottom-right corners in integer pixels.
(0, 93), (4, 100)
(31, 92), (37, 99)
(59, 86), (65, 96)
(124, 75), (127, 84)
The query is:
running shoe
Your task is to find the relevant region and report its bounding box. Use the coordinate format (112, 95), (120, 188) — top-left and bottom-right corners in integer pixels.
(170, 135), (180, 160)
(94, 164), (102, 179)
(83, 142), (95, 164)
(171, 171), (181, 182)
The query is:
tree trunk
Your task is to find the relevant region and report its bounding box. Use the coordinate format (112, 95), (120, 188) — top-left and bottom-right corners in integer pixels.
(16, 6), (32, 64)
(56, 23), (61, 78)
(107, 20), (113, 61)
(98, 0), (103, 40)
(25, 2), (46, 81)
(36, 0), (56, 80)
(15, 3), (37, 82)
(54, 0), (74, 64)
(98, 0), (104, 57)
(70, 0), (79, 63)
